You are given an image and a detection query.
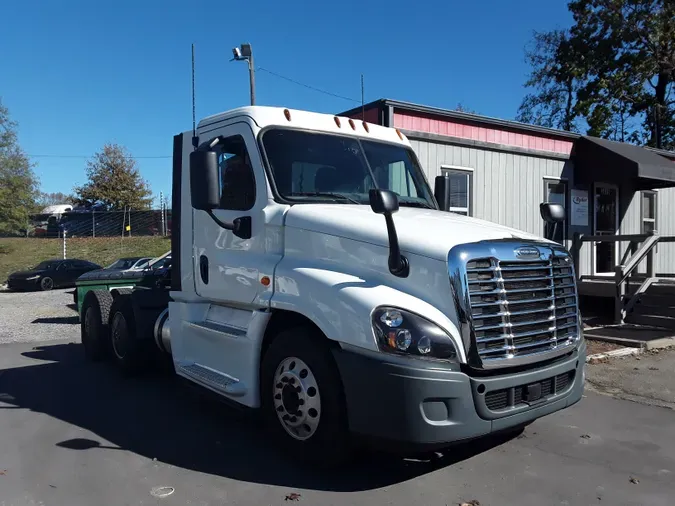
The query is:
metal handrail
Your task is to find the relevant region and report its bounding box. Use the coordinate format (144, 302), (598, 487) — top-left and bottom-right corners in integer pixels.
(571, 232), (675, 324)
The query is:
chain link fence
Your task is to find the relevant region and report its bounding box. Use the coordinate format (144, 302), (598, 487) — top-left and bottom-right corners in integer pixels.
(10, 209), (173, 268)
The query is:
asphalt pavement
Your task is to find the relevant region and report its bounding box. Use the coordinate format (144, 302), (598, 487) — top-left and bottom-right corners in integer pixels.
(1, 339), (674, 506)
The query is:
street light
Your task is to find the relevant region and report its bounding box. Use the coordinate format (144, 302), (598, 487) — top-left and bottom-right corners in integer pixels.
(231, 43), (255, 106)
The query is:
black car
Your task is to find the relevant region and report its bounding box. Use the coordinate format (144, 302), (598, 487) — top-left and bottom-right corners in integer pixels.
(6, 259), (102, 291)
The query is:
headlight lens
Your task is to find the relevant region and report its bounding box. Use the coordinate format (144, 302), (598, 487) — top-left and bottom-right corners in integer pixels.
(372, 307), (458, 362)
(25, 275), (40, 280)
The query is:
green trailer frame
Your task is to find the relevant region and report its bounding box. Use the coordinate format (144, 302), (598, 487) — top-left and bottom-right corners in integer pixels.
(74, 251), (171, 313)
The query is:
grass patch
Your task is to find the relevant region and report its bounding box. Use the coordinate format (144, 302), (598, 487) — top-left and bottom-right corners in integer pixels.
(0, 237), (171, 281)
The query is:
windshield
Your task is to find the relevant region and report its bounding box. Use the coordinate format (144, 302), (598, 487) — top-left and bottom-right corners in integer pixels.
(261, 129), (435, 208)
(106, 258), (140, 270)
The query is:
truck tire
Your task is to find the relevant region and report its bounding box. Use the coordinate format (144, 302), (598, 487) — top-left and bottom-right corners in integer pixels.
(108, 295), (150, 375)
(261, 327), (352, 466)
(81, 289), (114, 361)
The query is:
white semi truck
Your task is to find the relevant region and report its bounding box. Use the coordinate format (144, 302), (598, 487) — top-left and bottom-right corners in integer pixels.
(79, 106), (585, 464)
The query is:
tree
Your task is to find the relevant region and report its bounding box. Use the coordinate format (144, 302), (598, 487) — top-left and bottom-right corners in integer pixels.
(518, 0), (675, 149)
(0, 99), (39, 236)
(516, 30), (583, 132)
(36, 191), (75, 208)
(455, 102), (478, 114)
(74, 143), (153, 211)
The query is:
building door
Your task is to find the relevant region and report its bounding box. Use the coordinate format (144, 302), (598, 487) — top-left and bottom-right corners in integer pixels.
(593, 183), (619, 276)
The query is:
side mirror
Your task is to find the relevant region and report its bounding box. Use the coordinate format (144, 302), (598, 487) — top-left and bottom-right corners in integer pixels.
(369, 189), (409, 278)
(369, 188), (399, 215)
(434, 174), (450, 212)
(540, 203), (565, 223)
(189, 150), (220, 211)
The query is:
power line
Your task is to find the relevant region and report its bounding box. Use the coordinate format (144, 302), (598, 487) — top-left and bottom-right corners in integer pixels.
(257, 67), (361, 103)
(27, 154), (171, 159)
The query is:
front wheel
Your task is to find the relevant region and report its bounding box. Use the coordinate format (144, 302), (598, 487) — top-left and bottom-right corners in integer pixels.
(40, 277), (53, 291)
(261, 327), (352, 466)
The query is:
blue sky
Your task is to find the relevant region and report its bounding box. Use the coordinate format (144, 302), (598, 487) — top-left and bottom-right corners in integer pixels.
(0, 0), (572, 205)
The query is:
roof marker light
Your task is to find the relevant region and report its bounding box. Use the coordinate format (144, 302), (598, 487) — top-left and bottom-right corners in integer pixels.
(348, 119), (356, 130)
(362, 121), (369, 133)
(334, 116), (341, 127)
(396, 129), (404, 140)
(284, 109), (291, 121)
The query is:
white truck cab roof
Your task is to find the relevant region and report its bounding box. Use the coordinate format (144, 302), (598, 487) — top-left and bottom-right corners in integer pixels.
(197, 105), (408, 147)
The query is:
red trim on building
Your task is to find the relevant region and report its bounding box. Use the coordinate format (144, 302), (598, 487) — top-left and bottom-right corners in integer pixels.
(344, 106), (380, 125)
(393, 110), (574, 155)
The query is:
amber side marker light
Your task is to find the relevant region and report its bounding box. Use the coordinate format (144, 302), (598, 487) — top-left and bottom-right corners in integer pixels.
(284, 109), (291, 121)
(261, 276), (271, 286)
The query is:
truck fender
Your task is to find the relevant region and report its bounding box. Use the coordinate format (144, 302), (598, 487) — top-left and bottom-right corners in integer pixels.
(269, 266), (466, 361)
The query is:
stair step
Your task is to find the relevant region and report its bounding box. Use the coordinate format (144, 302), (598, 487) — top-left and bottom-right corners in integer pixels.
(624, 314), (675, 330)
(631, 303), (675, 318)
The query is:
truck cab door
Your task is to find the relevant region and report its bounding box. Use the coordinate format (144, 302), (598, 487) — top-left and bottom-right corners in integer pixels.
(192, 122), (270, 306)
(178, 121), (278, 402)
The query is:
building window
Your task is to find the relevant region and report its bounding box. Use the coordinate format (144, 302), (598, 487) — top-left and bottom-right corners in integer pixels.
(441, 167), (472, 216)
(543, 178), (568, 243)
(641, 191), (657, 235)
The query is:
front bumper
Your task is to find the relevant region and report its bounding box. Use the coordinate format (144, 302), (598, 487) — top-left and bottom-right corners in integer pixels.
(6, 278), (40, 291)
(333, 341), (585, 450)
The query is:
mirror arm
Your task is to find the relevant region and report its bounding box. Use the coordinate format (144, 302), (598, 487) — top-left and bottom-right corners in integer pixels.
(383, 213), (409, 278)
(205, 211), (252, 240)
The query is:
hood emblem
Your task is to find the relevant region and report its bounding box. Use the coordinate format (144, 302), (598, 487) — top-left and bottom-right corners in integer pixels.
(515, 246), (541, 259)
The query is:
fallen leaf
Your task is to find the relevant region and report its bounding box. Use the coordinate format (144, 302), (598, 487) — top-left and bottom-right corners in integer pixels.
(649, 367), (659, 371)
(629, 476), (639, 484)
(633, 367), (639, 370)
(580, 434), (591, 439)
(285, 492), (301, 501)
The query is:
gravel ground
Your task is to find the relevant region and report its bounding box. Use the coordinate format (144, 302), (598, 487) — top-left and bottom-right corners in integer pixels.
(586, 347), (675, 410)
(0, 287), (80, 344)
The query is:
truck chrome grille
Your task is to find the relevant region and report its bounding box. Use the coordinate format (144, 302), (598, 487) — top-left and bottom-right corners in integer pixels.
(448, 241), (579, 370)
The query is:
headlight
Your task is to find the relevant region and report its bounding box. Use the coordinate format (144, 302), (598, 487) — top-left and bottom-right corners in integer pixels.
(25, 275), (40, 281)
(371, 307), (458, 362)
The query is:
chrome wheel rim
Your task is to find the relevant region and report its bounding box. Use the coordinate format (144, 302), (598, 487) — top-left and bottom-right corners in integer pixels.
(111, 313), (127, 360)
(273, 357), (321, 441)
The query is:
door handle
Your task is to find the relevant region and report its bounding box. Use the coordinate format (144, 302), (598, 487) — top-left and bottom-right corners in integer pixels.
(199, 255), (209, 284)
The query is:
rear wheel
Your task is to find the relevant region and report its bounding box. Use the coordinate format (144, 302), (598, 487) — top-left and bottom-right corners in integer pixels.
(80, 290), (114, 361)
(109, 295), (150, 375)
(261, 327), (352, 466)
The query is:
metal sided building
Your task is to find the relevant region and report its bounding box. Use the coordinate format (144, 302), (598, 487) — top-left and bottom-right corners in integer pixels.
(340, 99), (675, 299)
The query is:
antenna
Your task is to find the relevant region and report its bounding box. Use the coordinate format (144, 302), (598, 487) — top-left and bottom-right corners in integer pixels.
(361, 74), (365, 120)
(191, 43), (198, 149)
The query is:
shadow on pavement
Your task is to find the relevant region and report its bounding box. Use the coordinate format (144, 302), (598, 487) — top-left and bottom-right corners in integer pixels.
(0, 342), (517, 492)
(31, 316), (80, 325)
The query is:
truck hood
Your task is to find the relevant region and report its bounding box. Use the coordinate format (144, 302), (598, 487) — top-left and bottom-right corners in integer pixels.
(284, 204), (551, 261)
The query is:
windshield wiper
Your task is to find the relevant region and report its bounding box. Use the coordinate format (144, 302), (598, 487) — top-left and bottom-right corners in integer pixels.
(398, 200), (433, 209)
(289, 192), (362, 204)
